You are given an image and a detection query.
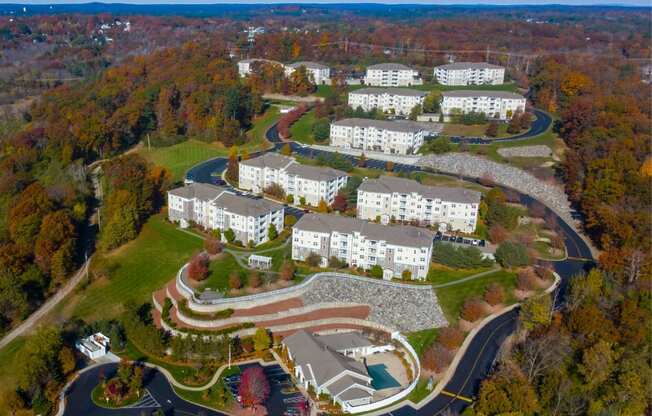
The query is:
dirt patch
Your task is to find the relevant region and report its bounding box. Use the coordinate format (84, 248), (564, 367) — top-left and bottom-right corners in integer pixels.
(255, 305), (370, 327)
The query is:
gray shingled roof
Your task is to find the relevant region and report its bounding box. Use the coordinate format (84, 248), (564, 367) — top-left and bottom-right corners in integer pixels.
(436, 62), (504, 70)
(359, 176), (481, 204)
(168, 183), (226, 201)
(283, 330), (371, 388)
(442, 90), (525, 100)
(331, 118), (425, 133)
(239, 58), (282, 65)
(287, 61), (328, 70)
(368, 63), (415, 71)
(338, 386), (374, 401)
(316, 332), (373, 351)
(214, 192), (283, 217)
(349, 87), (427, 97)
(285, 163), (348, 182)
(239, 153), (295, 170)
(295, 213), (435, 247)
(327, 376), (373, 399)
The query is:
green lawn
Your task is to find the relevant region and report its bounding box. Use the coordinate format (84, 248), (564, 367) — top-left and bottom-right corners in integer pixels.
(138, 106), (279, 182)
(173, 366), (240, 410)
(199, 253), (248, 293)
(69, 214), (203, 321)
(290, 109), (321, 144)
(0, 337), (26, 406)
(469, 124), (560, 164)
(408, 377), (434, 404)
(435, 270), (517, 323)
(427, 265), (491, 286)
(407, 328), (439, 357)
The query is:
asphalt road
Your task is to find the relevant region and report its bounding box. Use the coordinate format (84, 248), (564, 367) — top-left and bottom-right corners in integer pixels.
(57, 115), (590, 416)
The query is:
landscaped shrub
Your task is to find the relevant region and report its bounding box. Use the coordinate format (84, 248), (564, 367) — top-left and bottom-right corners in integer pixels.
(267, 223), (278, 241)
(484, 283), (506, 306)
(228, 272), (242, 289)
(177, 300), (233, 321)
(534, 266), (555, 281)
(312, 118), (330, 141)
(224, 228), (236, 243)
(306, 252), (322, 268)
(401, 269), (413, 280)
(187, 253), (209, 281)
(369, 265), (383, 279)
(461, 297), (486, 322)
(284, 214), (297, 228)
(432, 243), (494, 269)
(495, 242), (531, 268)
(279, 260), (295, 281)
(422, 343), (454, 373)
(517, 269), (538, 291)
(249, 271), (262, 288)
(488, 224), (508, 244)
(204, 236), (223, 255)
(264, 183), (285, 200)
(438, 327), (464, 350)
(286, 195), (294, 204)
(328, 256), (346, 269)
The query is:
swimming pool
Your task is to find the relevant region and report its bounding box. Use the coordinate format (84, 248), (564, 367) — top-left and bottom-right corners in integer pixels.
(367, 364), (401, 390)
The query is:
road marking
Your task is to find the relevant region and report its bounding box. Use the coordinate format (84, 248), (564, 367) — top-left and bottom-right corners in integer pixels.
(440, 390), (473, 403)
(567, 256), (592, 262)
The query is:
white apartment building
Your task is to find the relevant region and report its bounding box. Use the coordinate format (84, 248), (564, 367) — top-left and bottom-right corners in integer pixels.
(237, 58), (283, 77)
(434, 62), (505, 86)
(238, 153), (348, 206)
(440, 90), (527, 120)
(348, 87), (427, 115)
(285, 61), (331, 85)
(168, 183), (284, 246)
(357, 176), (481, 233)
(329, 118), (425, 155)
(364, 63), (423, 87)
(292, 213), (434, 280)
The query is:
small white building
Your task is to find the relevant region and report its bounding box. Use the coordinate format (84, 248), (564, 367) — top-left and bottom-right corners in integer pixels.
(168, 183), (284, 246)
(248, 254), (273, 270)
(284, 61), (331, 85)
(440, 90), (526, 120)
(348, 87), (427, 115)
(364, 63), (423, 87)
(329, 118), (426, 155)
(434, 62), (505, 86)
(292, 213), (434, 280)
(76, 333), (110, 360)
(356, 176), (481, 233)
(238, 153), (348, 206)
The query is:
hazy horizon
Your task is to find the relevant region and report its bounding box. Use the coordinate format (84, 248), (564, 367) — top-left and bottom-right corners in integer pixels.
(3, 1), (650, 7)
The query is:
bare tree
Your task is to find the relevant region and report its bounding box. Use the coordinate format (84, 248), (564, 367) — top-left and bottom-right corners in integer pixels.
(517, 330), (571, 384)
(625, 250), (644, 284)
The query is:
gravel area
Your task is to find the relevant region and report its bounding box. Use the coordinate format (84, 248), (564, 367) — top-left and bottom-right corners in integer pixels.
(418, 153), (575, 227)
(497, 145), (553, 158)
(301, 275), (447, 332)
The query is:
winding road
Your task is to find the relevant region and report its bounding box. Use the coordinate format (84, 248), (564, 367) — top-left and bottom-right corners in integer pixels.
(59, 110), (592, 415)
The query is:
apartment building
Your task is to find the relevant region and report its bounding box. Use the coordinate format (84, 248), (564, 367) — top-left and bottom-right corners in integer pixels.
(292, 213), (434, 280)
(329, 118), (425, 155)
(348, 87), (427, 115)
(434, 62), (505, 86)
(285, 61), (331, 85)
(363, 63), (423, 87)
(357, 176), (481, 233)
(237, 58), (282, 77)
(440, 90), (526, 120)
(168, 183), (284, 246)
(238, 153), (348, 205)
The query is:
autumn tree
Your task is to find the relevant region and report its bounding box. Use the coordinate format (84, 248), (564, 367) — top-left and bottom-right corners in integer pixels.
(422, 343), (453, 373)
(331, 193), (348, 212)
(461, 297), (485, 322)
(204, 236), (223, 255)
(239, 366), (270, 408)
(249, 271), (262, 288)
(476, 363), (540, 415)
(279, 261), (295, 281)
(485, 121), (499, 137)
(253, 328), (271, 352)
(317, 198), (329, 213)
(187, 253), (209, 281)
(228, 272), (242, 290)
(484, 283), (505, 306)
(438, 327), (464, 350)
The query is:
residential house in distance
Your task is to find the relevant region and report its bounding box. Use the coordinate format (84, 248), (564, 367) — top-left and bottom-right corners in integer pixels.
(237, 58), (282, 77)
(283, 331), (383, 412)
(347, 87), (427, 115)
(76, 332), (110, 360)
(434, 62), (505, 86)
(167, 183), (284, 246)
(440, 90), (526, 120)
(238, 153), (348, 205)
(356, 176), (481, 233)
(329, 118), (426, 155)
(285, 61), (331, 85)
(292, 213), (434, 279)
(364, 63), (423, 87)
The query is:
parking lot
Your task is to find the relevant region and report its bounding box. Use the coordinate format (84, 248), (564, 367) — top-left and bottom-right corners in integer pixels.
(223, 363), (309, 416)
(434, 231), (486, 247)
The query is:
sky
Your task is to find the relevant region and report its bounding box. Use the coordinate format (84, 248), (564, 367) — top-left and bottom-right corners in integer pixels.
(6, 0), (651, 5)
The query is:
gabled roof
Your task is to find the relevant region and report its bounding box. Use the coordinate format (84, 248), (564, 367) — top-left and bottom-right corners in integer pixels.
(294, 213), (435, 248)
(331, 118), (425, 133)
(316, 332), (373, 351)
(168, 183), (226, 201)
(285, 163), (348, 182)
(214, 192), (283, 218)
(436, 62), (504, 70)
(349, 87), (427, 97)
(239, 153), (295, 170)
(358, 175), (481, 205)
(368, 63), (415, 71)
(287, 61), (329, 70)
(283, 330), (371, 388)
(442, 90), (525, 100)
